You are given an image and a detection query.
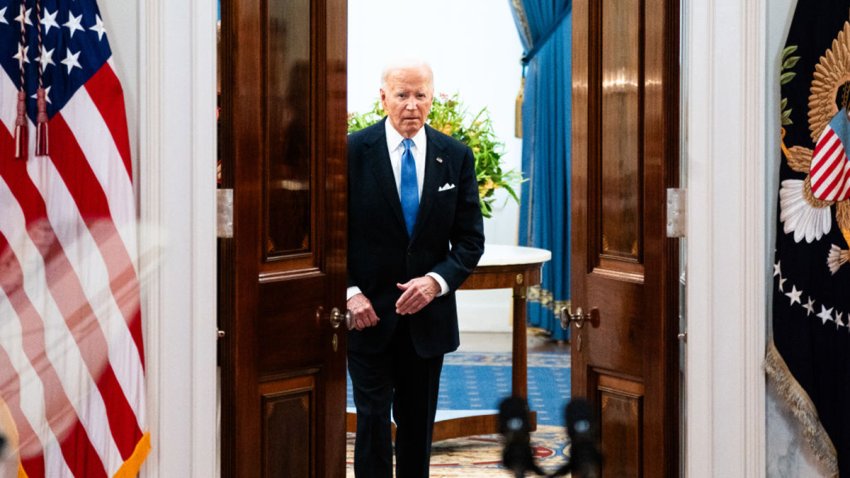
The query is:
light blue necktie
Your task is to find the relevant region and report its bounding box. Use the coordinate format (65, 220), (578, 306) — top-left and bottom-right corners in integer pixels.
(399, 138), (419, 237)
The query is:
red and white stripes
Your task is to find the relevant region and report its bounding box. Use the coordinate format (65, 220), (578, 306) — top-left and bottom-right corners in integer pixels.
(810, 124), (850, 202)
(0, 59), (148, 477)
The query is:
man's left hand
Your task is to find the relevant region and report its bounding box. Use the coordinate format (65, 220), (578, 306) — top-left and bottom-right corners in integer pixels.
(395, 276), (440, 315)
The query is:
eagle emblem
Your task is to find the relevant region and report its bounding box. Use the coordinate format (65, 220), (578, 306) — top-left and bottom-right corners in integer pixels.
(780, 21), (850, 273)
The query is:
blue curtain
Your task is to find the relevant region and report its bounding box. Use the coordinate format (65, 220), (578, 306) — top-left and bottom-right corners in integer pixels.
(509, 0), (572, 341)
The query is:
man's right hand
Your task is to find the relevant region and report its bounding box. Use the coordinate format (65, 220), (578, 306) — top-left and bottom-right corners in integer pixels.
(347, 293), (380, 331)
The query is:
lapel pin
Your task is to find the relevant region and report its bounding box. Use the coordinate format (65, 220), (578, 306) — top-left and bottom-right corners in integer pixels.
(436, 157), (443, 163)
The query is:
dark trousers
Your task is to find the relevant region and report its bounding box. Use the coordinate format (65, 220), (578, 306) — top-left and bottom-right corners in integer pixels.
(348, 319), (444, 478)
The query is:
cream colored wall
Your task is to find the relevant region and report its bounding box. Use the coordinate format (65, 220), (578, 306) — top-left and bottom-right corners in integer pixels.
(684, 0), (768, 475)
(103, 1), (218, 476)
(101, 2), (138, 165)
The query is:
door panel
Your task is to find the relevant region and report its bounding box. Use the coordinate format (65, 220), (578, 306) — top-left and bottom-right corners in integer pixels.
(265, 0), (312, 258)
(261, 377), (315, 477)
(572, 0), (679, 476)
(600, 0), (642, 261)
(219, 0), (348, 476)
(598, 375), (644, 477)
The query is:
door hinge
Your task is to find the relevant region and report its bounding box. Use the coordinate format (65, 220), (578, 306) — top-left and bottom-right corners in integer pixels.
(217, 188), (234, 238)
(666, 188), (686, 238)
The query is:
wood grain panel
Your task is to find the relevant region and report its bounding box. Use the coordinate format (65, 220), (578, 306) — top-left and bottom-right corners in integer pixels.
(220, 0), (348, 475)
(257, 274), (325, 373)
(585, 278), (643, 376)
(261, 376), (315, 478)
(265, 0), (313, 257)
(572, 0), (679, 476)
(600, 0), (643, 263)
(597, 374), (644, 478)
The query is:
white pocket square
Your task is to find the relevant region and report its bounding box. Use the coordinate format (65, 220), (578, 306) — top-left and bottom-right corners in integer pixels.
(438, 183), (456, 192)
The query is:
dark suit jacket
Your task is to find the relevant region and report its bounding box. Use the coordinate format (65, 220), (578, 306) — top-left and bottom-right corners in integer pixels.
(347, 118), (485, 358)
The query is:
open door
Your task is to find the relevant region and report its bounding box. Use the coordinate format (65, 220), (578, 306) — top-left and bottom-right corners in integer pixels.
(570, 0), (680, 476)
(218, 0), (348, 476)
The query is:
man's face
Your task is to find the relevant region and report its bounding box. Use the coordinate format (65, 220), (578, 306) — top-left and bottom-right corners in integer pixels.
(381, 67), (434, 138)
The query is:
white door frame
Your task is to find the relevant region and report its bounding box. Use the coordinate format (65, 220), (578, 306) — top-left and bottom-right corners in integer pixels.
(685, 0), (767, 477)
(138, 0), (218, 476)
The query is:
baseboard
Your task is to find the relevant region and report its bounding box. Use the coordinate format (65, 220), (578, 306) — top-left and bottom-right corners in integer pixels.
(457, 289), (513, 332)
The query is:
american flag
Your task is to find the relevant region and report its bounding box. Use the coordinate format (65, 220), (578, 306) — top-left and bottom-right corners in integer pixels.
(810, 107), (850, 202)
(0, 0), (149, 477)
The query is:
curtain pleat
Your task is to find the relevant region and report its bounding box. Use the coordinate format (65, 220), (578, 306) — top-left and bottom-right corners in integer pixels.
(509, 0), (572, 341)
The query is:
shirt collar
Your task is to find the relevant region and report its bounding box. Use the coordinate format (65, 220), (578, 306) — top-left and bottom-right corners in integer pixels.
(385, 119), (427, 152)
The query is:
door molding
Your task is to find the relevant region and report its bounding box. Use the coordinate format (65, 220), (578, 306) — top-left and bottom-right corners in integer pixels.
(138, 0), (218, 476)
(684, 0), (767, 477)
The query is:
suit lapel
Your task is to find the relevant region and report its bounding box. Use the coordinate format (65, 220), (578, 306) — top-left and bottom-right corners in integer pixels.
(411, 126), (443, 241)
(367, 123), (407, 232)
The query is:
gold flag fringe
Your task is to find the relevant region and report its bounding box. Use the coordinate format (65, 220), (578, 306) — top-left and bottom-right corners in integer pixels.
(765, 340), (838, 476)
(15, 432), (150, 478)
(113, 432), (151, 478)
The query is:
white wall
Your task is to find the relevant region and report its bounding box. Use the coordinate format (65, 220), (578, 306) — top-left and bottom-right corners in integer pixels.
(348, 0), (524, 332)
(684, 0), (768, 475)
(101, 0), (138, 172)
(104, 0), (219, 476)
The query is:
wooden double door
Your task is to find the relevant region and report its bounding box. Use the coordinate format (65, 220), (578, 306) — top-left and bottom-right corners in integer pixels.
(217, 0), (680, 476)
(217, 0), (348, 476)
(570, 0), (681, 476)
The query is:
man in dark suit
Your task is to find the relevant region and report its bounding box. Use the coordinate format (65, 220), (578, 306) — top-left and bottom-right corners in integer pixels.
(347, 59), (485, 478)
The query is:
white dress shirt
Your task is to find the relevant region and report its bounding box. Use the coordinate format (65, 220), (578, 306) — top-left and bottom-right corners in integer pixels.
(385, 120), (427, 200)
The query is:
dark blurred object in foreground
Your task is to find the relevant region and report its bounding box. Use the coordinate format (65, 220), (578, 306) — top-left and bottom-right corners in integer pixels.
(550, 398), (603, 478)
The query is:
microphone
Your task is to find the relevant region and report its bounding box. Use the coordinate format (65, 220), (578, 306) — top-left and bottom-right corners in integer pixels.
(550, 398), (602, 478)
(498, 396), (546, 477)
(566, 398), (602, 478)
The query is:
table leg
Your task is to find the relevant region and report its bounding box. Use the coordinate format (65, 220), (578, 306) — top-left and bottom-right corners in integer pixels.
(512, 276), (538, 430)
(512, 276), (527, 399)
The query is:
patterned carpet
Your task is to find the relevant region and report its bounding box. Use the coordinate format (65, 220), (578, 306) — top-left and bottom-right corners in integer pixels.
(346, 351), (572, 476)
(346, 426), (569, 477)
(438, 351), (571, 426)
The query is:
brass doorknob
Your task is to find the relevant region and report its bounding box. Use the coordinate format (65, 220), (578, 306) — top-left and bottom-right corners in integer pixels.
(559, 306), (596, 330)
(329, 307), (352, 330)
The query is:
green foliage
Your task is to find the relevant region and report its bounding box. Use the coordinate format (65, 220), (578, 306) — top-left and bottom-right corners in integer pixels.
(780, 45), (801, 126)
(347, 93), (523, 218)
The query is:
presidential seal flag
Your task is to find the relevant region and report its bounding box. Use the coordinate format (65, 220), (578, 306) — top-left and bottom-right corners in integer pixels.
(0, 0), (149, 477)
(766, 1), (850, 475)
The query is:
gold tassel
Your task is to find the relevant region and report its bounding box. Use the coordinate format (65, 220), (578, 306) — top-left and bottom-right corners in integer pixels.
(35, 87), (48, 156)
(14, 90), (28, 160)
(515, 77), (524, 138)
